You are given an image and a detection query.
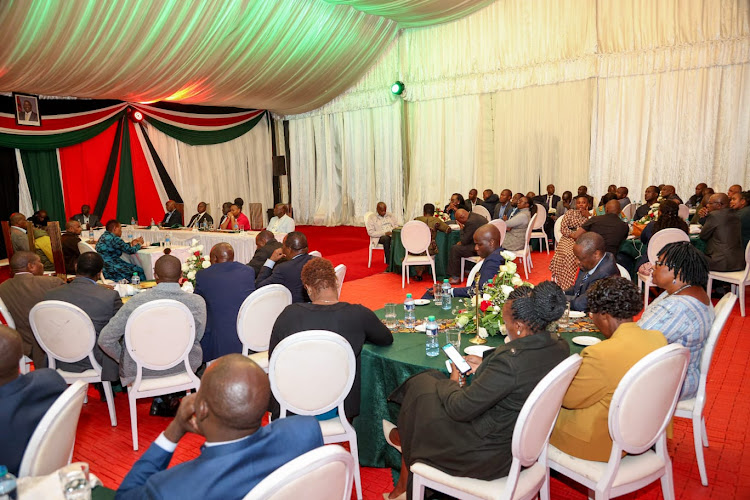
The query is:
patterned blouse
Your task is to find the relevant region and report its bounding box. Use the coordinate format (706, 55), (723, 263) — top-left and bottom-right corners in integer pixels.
(638, 293), (715, 400)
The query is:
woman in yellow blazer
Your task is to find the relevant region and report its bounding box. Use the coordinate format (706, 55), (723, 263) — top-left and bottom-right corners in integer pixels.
(549, 277), (667, 461)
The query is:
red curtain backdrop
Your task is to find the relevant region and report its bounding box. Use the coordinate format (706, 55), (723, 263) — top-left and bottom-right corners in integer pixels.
(128, 121), (165, 224)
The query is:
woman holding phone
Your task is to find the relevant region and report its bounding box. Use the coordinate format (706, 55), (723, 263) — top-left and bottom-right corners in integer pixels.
(382, 281), (570, 499)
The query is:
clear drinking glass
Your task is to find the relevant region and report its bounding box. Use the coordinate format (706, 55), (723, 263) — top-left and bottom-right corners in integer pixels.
(384, 303), (398, 330)
(445, 328), (460, 350)
(432, 283), (442, 306)
(59, 463), (91, 500)
(558, 302), (571, 328)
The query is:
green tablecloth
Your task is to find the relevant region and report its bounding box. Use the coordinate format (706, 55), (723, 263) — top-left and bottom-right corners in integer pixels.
(386, 228), (461, 279)
(354, 302), (604, 469)
(93, 486), (116, 499)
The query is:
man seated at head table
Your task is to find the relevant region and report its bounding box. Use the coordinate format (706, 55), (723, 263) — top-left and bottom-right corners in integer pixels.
(564, 232), (619, 311)
(186, 201), (214, 228)
(217, 201), (232, 229)
(161, 199), (183, 227)
(0, 251), (64, 369)
(0, 326), (68, 476)
(72, 204), (101, 228)
(195, 243), (256, 362)
(267, 203), (295, 233)
(255, 231), (315, 303)
(447, 208), (487, 284)
(220, 203), (250, 231)
(247, 230), (284, 276)
(699, 193), (745, 272)
(365, 202), (398, 264)
(550, 277), (667, 462)
(98, 255), (206, 387)
(43, 252), (122, 385)
(60, 219), (82, 275)
(116, 354), (324, 500)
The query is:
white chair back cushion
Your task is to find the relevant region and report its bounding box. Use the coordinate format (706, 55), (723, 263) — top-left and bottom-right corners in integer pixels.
(678, 204), (690, 220)
(19, 381), (87, 477)
(237, 285), (292, 352)
(29, 301), (96, 363)
(466, 260), (483, 285)
(309, 250), (322, 258)
(533, 205), (546, 229)
(553, 216), (564, 242)
(334, 264), (346, 297)
(698, 293), (736, 388)
(610, 344), (688, 454)
(524, 213), (538, 243)
(401, 221), (431, 255)
(0, 296), (16, 329)
(77, 240), (96, 254)
(617, 264), (631, 280)
(512, 354), (582, 465)
(646, 228), (690, 263)
(269, 330), (355, 416)
(472, 205), (491, 221)
(125, 299), (195, 370)
(622, 203), (636, 220)
(489, 219), (507, 246)
(244, 445), (354, 500)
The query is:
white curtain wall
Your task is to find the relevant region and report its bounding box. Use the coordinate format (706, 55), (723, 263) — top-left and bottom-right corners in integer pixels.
(284, 0), (750, 224)
(145, 115), (274, 226)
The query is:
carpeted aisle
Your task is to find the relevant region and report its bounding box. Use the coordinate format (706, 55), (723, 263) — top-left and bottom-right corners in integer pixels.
(298, 225), (388, 281)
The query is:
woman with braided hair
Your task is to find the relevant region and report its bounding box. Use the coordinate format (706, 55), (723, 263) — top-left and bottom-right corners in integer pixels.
(638, 241), (714, 400)
(382, 281), (569, 499)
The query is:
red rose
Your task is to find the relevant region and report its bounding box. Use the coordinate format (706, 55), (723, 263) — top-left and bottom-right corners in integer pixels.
(194, 251), (200, 256)
(480, 300), (491, 312)
(486, 283), (494, 288)
(458, 309), (467, 314)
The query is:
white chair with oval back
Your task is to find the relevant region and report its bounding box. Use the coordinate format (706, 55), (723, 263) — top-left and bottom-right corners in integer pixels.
(411, 354), (583, 500)
(18, 380), (87, 477)
(706, 241), (750, 317)
(400, 220), (436, 288)
(547, 344), (689, 500)
(553, 216), (564, 243)
(124, 299), (201, 451)
(674, 293), (737, 486)
(309, 250), (322, 258)
(489, 219), (507, 246)
(637, 228), (690, 309)
(514, 213), (537, 280)
(622, 203), (637, 221)
(29, 300), (117, 427)
(334, 264), (346, 298)
(530, 204), (550, 254)
(243, 445), (354, 500)
(617, 264), (631, 281)
(269, 330), (363, 500)
(77, 240), (96, 254)
(0, 297), (30, 374)
(678, 204), (690, 220)
(365, 211), (386, 268)
(472, 204), (491, 222)
(236, 284), (293, 371)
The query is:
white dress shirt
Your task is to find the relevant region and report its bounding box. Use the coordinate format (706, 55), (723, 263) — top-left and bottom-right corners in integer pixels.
(267, 214), (295, 233)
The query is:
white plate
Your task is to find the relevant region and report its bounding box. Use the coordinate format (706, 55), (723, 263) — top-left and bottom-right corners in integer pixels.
(572, 336), (601, 346)
(464, 345), (494, 356)
(415, 324), (426, 332)
(568, 310), (585, 318)
(413, 299), (431, 306)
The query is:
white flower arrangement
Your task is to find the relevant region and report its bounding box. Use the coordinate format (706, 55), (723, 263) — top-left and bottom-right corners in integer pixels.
(182, 239), (209, 287)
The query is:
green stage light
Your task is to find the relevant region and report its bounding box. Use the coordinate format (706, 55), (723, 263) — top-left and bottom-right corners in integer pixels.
(391, 81), (404, 95)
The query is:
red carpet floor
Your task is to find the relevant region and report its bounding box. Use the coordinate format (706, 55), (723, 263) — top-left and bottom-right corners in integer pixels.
(4, 226), (750, 498)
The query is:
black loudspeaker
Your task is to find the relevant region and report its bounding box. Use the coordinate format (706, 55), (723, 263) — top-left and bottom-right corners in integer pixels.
(272, 156), (287, 176)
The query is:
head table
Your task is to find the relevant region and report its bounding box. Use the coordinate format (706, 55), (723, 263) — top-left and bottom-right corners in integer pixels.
(354, 301), (604, 470)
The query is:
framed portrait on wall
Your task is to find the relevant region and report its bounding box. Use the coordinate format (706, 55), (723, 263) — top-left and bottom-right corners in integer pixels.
(13, 92), (42, 126)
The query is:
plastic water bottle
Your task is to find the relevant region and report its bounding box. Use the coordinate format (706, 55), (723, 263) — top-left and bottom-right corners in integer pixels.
(88, 229), (94, 241)
(233, 220), (239, 231)
(0, 465), (17, 500)
(150, 217), (155, 227)
(425, 315), (439, 357)
(165, 233), (171, 247)
(441, 279), (452, 311)
(130, 217), (136, 226)
(404, 293), (415, 330)
(131, 272), (140, 289)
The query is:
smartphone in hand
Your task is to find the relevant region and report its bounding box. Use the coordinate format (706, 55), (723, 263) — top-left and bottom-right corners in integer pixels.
(443, 344), (472, 375)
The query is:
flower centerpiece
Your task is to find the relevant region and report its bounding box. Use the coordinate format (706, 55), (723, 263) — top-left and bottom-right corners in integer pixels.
(434, 203), (451, 222)
(181, 238), (210, 292)
(454, 251), (533, 339)
(636, 203), (661, 225)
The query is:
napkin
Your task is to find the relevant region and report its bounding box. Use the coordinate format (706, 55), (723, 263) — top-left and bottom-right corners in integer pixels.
(16, 464), (102, 500)
(114, 283), (136, 297)
(689, 225), (701, 234)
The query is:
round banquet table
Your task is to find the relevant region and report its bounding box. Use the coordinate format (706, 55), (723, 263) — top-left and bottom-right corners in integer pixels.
(354, 301), (604, 470)
(386, 226), (461, 279)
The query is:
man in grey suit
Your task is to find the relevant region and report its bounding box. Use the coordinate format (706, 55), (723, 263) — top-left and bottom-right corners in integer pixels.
(9, 212), (30, 253)
(99, 255), (206, 386)
(255, 232), (314, 303)
(246, 230), (283, 276)
(0, 251), (64, 368)
(447, 209), (487, 284)
(72, 204), (101, 228)
(44, 252), (122, 381)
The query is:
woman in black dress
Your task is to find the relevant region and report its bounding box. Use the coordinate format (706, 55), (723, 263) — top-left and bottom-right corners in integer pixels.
(269, 258), (393, 419)
(384, 281), (570, 499)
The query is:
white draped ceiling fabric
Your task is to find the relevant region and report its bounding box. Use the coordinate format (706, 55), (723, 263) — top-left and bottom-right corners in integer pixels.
(283, 0), (750, 223)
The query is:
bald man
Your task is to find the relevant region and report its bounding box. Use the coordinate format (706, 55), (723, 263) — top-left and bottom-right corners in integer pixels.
(117, 355), (323, 499)
(449, 224), (506, 298)
(61, 219), (82, 274)
(660, 185), (683, 204)
(728, 184), (742, 198)
(0, 252), (64, 368)
(0, 326), (67, 476)
(447, 208), (488, 283)
(565, 232), (619, 311)
(256, 231), (315, 302)
(246, 230), (283, 276)
(700, 193), (745, 272)
(267, 203), (295, 233)
(574, 199), (629, 256)
(366, 202), (398, 264)
(195, 243), (256, 361)
(161, 199), (183, 227)
(687, 183), (708, 208)
(99, 255), (206, 386)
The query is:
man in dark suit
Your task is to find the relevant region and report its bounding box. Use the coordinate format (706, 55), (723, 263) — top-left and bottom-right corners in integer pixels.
(565, 232), (619, 311)
(256, 232), (314, 303)
(72, 204), (101, 228)
(116, 354), (323, 500)
(161, 199), (183, 227)
(0, 251), (64, 368)
(660, 185), (683, 204)
(447, 209), (487, 284)
(493, 189), (513, 220)
(186, 201), (214, 228)
(573, 200), (629, 256)
(0, 326), (68, 476)
(217, 202), (232, 228)
(195, 243), (256, 361)
(700, 193), (745, 272)
(43, 252), (122, 381)
(61, 220), (82, 275)
(634, 186), (659, 220)
(479, 189), (500, 217)
(451, 224), (506, 298)
(247, 230), (283, 276)
(533, 184), (561, 214)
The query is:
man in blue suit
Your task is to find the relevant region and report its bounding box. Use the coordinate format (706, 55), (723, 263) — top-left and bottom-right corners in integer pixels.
(195, 243), (256, 362)
(565, 232), (619, 312)
(255, 232), (315, 303)
(451, 224), (506, 298)
(117, 354), (323, 499)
